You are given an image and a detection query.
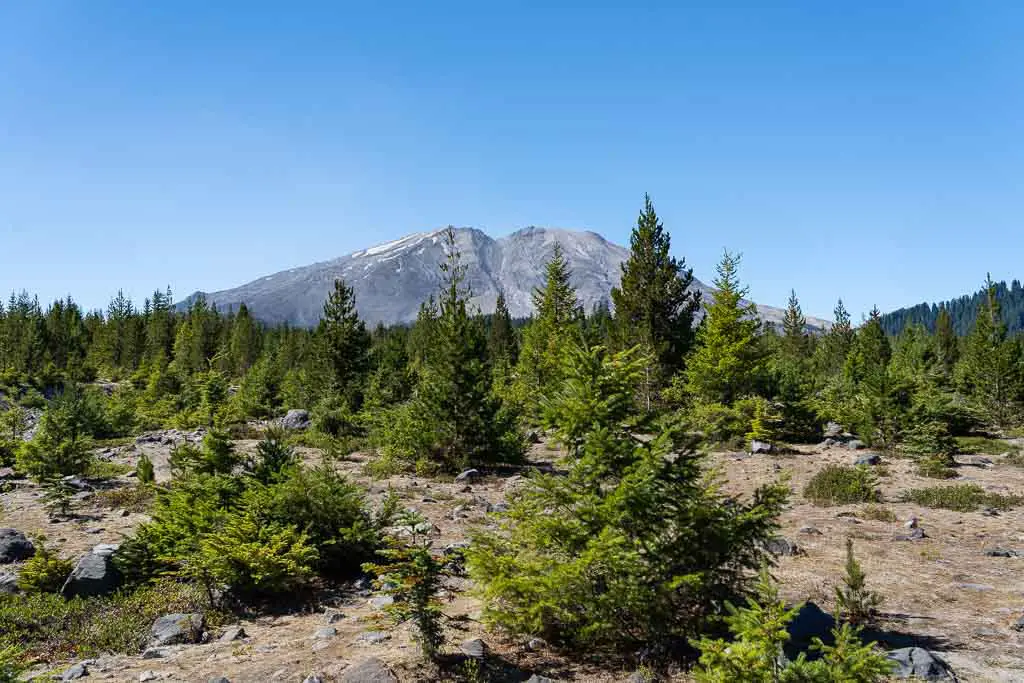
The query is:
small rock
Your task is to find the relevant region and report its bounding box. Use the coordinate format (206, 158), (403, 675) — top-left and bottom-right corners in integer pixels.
(218, 625), (247, 643)
(314, 627), (337, 639)
(981, 507), (1000, 517)
(208, 678), (231, 683)
(1013, 615), (1024, 632)
(369, 595), (394, 609)
(62, 547), (123, 598)
(954, 454), (993, 467)
(985, 548), (1021, 558)
(460, 637), (487, 659)
(0, 467), (17, 480)
(846, 439), (866, 450)
(139, 671), (158, 682)
(893, 528), (927, 542)
(799, 526), (822, 535)
(150, 613), (205, 647)
(141, 648), (168, 659)
(0, 528), (35, 563)
(311, 641), (332, 653)
(455, 468), (480, 482)
(302, 676), (324, 683)
(956, 582), (994, 592)
(750, 440), (775, 455)
(886, 647), (954, 680)
(486, 502), (510, 513)
(766, 537), (802, 556)
(904, 517), (919, 529)
(817, 438), (837, 449)
(824, 422), (843, 439)
(526, 637), (545, 651)
(341, 657), (398, 682)
(115, 509), (130, 518)
(61, 662), (89, 680)
(525, 676), (557, 683)
(854, 453), (881, 466)
(324, 607), (345, 624)
(357, 631), (390, 645)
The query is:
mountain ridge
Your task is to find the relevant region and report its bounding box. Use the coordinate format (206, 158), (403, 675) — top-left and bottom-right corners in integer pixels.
(181, 227), (829, 330)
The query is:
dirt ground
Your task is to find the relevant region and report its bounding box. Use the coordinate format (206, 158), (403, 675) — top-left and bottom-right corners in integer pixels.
(2, 435), (1023, 682)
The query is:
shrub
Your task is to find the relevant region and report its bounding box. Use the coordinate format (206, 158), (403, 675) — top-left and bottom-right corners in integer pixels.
(243, 428), (297, 483)
(0, 645), (25, 683)
(903, 420), (956, 462)
(40, 477), (77, 520)
(0, 580), (213, 660)
(169, 430), (240, 477)
(363, 510), (445, 661)
(899, 484), (1023, 512)
(189, 508), (318, 597)
(16, 538), (74, 593)
(955, 435), (1012, 455)
(859, 504), (897, 523)
(468, 344), (788, 655)
(93, 484), (155, 513)
(915, 457), (957, 479)
(692, 574), (893, 682)
(834, 539), (882, 627)
(803, 465), (880, 507)
(136, 453), (155, 485)
(16, 388), (94, 480)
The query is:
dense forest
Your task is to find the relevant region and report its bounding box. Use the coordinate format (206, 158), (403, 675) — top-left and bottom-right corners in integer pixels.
(2, 195), (1023, 681)
(879, 278), (1024, 336)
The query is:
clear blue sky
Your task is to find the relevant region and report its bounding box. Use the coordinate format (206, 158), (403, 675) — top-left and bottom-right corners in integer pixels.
(2, 2), (1022, 321)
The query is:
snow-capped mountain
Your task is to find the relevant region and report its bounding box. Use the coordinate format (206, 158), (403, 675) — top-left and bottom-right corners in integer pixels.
(180, 227), (828, 330)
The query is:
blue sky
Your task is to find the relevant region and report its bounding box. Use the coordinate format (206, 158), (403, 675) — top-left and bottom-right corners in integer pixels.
(1, 2), (1022, 321)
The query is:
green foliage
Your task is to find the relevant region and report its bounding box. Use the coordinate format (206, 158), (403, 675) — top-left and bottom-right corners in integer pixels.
(685, 250), (763, 407)
(169, 430), (240, 477)
(189, 508), (318, 597)
(16, 537), (74, 594)
(0, 406), (30, 467)
(468, 339), (787, 655)
(859, 504), (897, 522)
(611, 194), (701, 407)
(834, 539), (882, 627)
(16, 387), (94, 480)
(0, 580), (213, 661)
(40, 477), (77, 520)
(745, 398), (780, 447)
(363, 510), (445, 661)
(0, 644), (25, 683)
(136, 453), (155, 484)
(243, 428), (298, 483)
(803, 466), (880, 507)
(692, 573), (893, 683)
(955, 435), (1013, 455)
(313, 278), (371, 408)
(899, 484), (1023, 512)
(915, 457), (957, 479)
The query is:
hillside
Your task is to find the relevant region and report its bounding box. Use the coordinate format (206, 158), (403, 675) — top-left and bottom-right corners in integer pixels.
(181, 227), (829, 330)
(879, 279), (1024, 336)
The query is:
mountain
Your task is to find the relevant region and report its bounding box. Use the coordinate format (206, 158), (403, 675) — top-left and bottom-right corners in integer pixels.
(181, 227), (829, 330)
(879, 278), (1024, 336)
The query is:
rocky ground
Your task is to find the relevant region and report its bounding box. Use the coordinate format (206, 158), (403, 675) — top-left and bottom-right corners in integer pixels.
(2, 431), (1023, 682)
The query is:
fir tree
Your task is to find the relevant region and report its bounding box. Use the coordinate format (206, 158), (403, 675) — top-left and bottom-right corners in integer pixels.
(314, 278), (371, 408)
(684, 250), (763, 406)
(957, 275), (1021, 428)
(414, 227), (520, 469)
(611, 194), (701, 402)
(488, 290), (516, 366)
(934, 305), (958, 381)
(834, 538), (882, 626)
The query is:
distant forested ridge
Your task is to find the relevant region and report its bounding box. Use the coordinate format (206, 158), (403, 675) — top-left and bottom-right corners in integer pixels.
(880, 279), (1024, 336)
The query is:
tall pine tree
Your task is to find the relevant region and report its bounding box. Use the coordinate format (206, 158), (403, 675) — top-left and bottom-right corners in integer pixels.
(314, 278), (371, 408)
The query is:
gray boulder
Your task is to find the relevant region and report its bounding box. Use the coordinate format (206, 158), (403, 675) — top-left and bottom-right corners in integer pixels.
(954, 454), (993, 467)
(62, 545), (123, 598)
(854, 453), (881, 466)
(60, 662), (89, 680)
(340, 658), (398, 683)
(526, 677), (558, 683)
(0, 572), (19, 594)
(0, 528), (35, 563)
(824, 422), (844, 439)
(766, 537), (802, 557)
(455, 468), (480, 482)
(750, 440), (775, 455)
(1013, 615), (1024, 632)
(846, 439), (866, 450)
(460, 637), (487, 659)
(218, 625), (247, 643)
(280, 409), (311, 430)
(150, 613), (205, 647)
(886, 647), (954, 680)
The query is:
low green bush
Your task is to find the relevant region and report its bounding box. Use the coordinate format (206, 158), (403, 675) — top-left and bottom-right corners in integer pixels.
(0, 580), (215, 661)
(803, 465), (880, 506)
(859, 504), (897, 522)
(899, 484), (1023, 512)
(16, 538), (74, 594)
(955, 435), (1012, 455)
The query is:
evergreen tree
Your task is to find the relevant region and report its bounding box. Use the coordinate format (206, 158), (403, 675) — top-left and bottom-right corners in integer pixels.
(228, 303), (261, 375)
(957, 275), (1021, 428)
(611, 194), (701, 404)
(413, 227), (520, 469)
(487, 290), (517, 366)
(814, 299), (855, 379)
(314, 279), (371, 408)
(684, 250), (763, 406)
(934, 305), (958, 381)
(514, 242), (582, 417)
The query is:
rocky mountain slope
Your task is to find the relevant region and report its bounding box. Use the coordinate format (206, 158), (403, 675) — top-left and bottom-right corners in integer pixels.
(182, 227), (828, 329)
